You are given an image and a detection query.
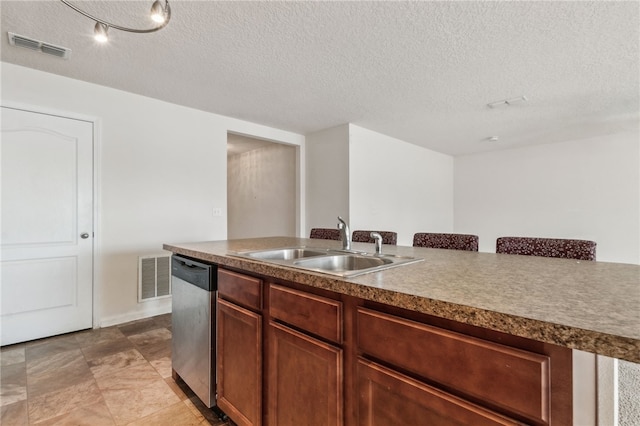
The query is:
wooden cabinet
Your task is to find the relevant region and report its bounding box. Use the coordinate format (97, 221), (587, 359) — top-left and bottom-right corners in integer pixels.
(214, 267), (570, 426)
(217, 269), (263, 426)
(267, 321), (343, 426)
(267, 284), (344, 426)
(269, 284), (342, 344)
(357, 307), (549, 424)
(357, 358), (520, 426)
(218, 268), (262, 310)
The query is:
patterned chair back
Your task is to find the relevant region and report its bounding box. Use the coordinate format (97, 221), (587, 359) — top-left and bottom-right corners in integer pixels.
(496, 237), (596, 261)
(309, 228), (341, 241)
(352, 230), (397, 245)
(413, 233), (479, 251)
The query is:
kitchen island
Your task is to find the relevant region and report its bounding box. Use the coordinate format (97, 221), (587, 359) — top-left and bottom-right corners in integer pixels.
(164, 237), (640, 425)
(165, 237), (639, 362)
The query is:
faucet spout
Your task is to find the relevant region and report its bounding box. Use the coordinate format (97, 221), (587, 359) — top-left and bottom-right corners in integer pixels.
(337, 216), (351, 250)
(370, 232), (383, 255)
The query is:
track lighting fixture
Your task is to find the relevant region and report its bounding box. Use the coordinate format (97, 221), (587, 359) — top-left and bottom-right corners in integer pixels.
(150, 1), (168, 24)
(93, 22), (108, 43)
(60, 0), (171, 43)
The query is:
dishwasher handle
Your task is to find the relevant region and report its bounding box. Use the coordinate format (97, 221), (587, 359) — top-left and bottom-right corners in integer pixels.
(171, 255), (216, 291)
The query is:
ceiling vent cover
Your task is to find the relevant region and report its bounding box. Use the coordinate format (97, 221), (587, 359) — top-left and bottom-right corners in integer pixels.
(8, 32), (71, 59)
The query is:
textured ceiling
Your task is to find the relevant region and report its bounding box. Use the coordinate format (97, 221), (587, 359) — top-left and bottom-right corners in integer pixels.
(1, 1), (638, 156)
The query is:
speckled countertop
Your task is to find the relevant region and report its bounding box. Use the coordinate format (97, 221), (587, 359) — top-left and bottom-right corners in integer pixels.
(164, 237), (640, 363)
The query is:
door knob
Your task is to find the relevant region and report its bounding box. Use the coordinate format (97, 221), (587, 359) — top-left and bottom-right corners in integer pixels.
(80, 233), (90, 239)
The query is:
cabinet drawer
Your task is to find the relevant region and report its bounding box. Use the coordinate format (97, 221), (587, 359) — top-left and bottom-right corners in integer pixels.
(357, 358), (520, 426)
(270, 284), (342, 344)
(218, 269), (262, 310)
(357, 307), (549, 424)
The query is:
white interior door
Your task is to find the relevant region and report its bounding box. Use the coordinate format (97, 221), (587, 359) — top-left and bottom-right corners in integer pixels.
(1, 106), (94, 345)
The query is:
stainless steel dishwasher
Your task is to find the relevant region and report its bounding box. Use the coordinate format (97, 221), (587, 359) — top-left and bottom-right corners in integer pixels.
(171, 254), (217, 408)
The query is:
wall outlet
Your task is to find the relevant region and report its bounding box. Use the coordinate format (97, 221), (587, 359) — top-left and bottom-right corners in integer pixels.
(212, 208), (223, 217)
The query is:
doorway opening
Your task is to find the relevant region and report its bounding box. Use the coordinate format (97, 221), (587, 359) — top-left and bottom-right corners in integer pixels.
(227, 133), (298, 239)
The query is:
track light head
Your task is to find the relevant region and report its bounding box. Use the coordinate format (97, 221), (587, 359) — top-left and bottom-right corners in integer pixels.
(94, 22), (108, 43)
(150, 0), (167, 24)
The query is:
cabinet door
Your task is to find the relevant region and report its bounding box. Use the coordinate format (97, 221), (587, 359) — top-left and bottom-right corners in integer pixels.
(268, 321), (343, 426)
(357, 359), (520, 426)
(358, 307), (549, 424)
(217, 298), (262, 426)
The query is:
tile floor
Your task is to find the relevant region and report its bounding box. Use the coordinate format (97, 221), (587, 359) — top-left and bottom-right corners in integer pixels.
(0, 314), (231, 425)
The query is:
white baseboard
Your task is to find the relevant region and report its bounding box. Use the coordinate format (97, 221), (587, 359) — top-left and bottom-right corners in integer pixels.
(99, 299), (172, 328)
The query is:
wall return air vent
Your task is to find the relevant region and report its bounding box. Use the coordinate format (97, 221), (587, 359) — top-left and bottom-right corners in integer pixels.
(8, 32), (71, 59)
(138, 254), (171, 302)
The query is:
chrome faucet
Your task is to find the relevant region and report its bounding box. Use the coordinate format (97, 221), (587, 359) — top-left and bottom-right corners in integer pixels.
(337, 216), (351, 250)
(370, 232), (383, 255)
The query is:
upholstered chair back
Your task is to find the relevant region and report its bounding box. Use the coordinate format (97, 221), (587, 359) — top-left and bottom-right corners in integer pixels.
(352, 230), (397, 245)
(413, 233), (479, 251)
(496, 237), (596, 261)
(309, 228), (341, 241)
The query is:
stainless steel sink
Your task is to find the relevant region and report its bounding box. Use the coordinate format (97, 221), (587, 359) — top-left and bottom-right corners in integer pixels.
(230, 246), (422, 277)
(244, 247), (329, 260)
(294, 254), (392, 271)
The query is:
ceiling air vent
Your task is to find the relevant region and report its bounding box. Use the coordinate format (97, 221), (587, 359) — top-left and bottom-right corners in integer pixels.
(8, 32), (71, 59)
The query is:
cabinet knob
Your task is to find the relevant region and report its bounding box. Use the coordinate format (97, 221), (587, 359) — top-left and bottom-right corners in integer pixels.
(80, 232), (90, 239)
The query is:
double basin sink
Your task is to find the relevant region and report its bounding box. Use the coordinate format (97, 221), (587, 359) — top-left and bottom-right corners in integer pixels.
(231, 246), (423, 277)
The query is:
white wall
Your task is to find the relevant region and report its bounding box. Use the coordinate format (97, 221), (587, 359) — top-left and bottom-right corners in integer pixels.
(620, 359), (640, 425)
(228, 143), (296, 239)
(349, 125), (454, 246)
(454, 132), (640, 264)
(305, 124), (350, 233)
(1, 62), (304, 326)
(454, 132), (640, 422)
